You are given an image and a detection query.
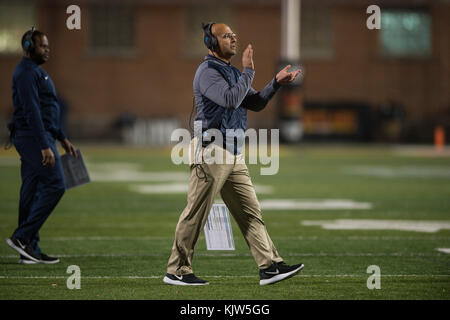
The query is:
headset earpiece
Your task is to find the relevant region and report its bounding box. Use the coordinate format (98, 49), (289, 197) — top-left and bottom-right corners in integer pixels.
(22, 26), (36, 53)
(202, 22), (217, 51)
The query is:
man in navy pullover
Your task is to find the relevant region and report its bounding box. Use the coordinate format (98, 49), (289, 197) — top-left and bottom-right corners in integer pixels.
(164, 23), (303, 286)
(6, 28), (77, 264)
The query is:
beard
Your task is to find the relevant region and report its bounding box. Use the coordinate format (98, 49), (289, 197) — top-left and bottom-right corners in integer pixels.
(30, 51), (47, 65)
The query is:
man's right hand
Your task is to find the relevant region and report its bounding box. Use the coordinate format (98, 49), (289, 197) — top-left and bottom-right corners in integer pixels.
(242, 44), (254, 70)
(41, 148), (55, 167)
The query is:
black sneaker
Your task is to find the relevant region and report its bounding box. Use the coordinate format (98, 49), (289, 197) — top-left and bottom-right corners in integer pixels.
(6, 237), (40, 263)
(163, 273), (209, 286)
(259, 261), (304, 285)
(38, 253), (60, 264)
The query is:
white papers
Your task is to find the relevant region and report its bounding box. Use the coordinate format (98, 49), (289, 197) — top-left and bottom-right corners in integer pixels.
(61, 149), (90, 189)
(204, 204), (235, 250)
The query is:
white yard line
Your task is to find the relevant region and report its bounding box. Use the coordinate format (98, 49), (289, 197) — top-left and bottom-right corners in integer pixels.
(260, 199), (372, 210)
(130, 183), (273, 194)
(343, 165), (450, 178)
(302, 219), (450, 233)
(0, 252), (446, 259)
(91, 171), (189, 182)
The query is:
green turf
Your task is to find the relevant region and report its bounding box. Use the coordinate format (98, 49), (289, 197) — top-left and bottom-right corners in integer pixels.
(0, 144), (449, 299)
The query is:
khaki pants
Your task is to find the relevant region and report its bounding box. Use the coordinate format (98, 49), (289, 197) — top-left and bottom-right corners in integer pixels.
(167, 139), (282, 275)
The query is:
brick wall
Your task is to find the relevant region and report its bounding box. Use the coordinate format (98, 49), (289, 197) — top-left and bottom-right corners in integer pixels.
(0, 1), (448, 141)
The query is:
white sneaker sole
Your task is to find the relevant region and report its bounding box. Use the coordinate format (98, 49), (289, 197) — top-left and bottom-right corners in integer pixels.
(18, 259), (39, 265)
(6, 238), (40, 263)
(163, 276), (209, 286)
(260, 264), (304, 286)
(39, 258), (60, 264)
(17, 258), (59, 264)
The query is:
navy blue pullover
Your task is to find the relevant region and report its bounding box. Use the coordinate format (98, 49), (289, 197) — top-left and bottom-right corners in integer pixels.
(193, 54), (280, 154)
(12, 57), (66, 149)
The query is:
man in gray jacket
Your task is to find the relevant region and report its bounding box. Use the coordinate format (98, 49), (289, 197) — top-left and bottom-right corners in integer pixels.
(164, 22), (303, 286)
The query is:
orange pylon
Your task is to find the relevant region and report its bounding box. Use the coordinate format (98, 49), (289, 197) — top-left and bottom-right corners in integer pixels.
(434, 125), (445, 152)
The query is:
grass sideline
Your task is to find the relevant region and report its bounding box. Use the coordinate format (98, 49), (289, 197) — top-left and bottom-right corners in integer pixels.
(0, 144), (449, 300)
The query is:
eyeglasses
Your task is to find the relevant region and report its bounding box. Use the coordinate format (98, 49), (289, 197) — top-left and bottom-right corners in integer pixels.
(221, 33), (237, 40)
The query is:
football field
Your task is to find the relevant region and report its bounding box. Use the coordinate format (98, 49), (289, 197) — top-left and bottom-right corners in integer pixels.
(0, 144), (449, 300)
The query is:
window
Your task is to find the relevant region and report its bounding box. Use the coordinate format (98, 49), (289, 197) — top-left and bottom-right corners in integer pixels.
(380, 10), (431, 57)
(88, 4), (135, 53)
(184, 4), (234, 58)
(300, 5), (333, 59)
(0, 1), (35, 54)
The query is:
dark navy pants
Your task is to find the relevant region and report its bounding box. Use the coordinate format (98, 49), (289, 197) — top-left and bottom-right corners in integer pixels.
(13, 131), (66, 255)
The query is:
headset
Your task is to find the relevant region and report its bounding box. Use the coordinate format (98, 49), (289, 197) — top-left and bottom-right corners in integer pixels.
(22, 26), (36, 53)
(202, 22), (217, 51)
(190, 22), (217, 131)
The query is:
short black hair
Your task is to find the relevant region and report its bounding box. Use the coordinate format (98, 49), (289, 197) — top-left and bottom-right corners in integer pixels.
(21, 28), (45, 52)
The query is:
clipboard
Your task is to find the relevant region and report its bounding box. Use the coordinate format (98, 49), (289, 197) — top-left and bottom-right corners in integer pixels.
(61, 149), (90, 189)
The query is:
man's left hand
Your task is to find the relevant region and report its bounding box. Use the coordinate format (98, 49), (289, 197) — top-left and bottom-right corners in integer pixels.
(276, 65), (302, 85)
(61, 139), (78, 158)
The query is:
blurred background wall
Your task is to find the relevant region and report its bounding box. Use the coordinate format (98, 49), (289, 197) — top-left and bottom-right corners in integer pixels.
(0, 0), (449, 144)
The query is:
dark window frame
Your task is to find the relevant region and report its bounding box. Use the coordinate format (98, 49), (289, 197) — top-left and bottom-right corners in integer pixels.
(87, 4), (137, 57)
(300, 5), (334, 60)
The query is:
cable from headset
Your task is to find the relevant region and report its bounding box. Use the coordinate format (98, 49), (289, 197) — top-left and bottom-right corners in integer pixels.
(189, 96), (195, 134)
(193, 163), (208, 182)
(190, 131), (209, 183)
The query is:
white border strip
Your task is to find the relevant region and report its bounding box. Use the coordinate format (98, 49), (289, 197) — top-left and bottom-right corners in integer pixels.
(0, 275), (448, 279)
